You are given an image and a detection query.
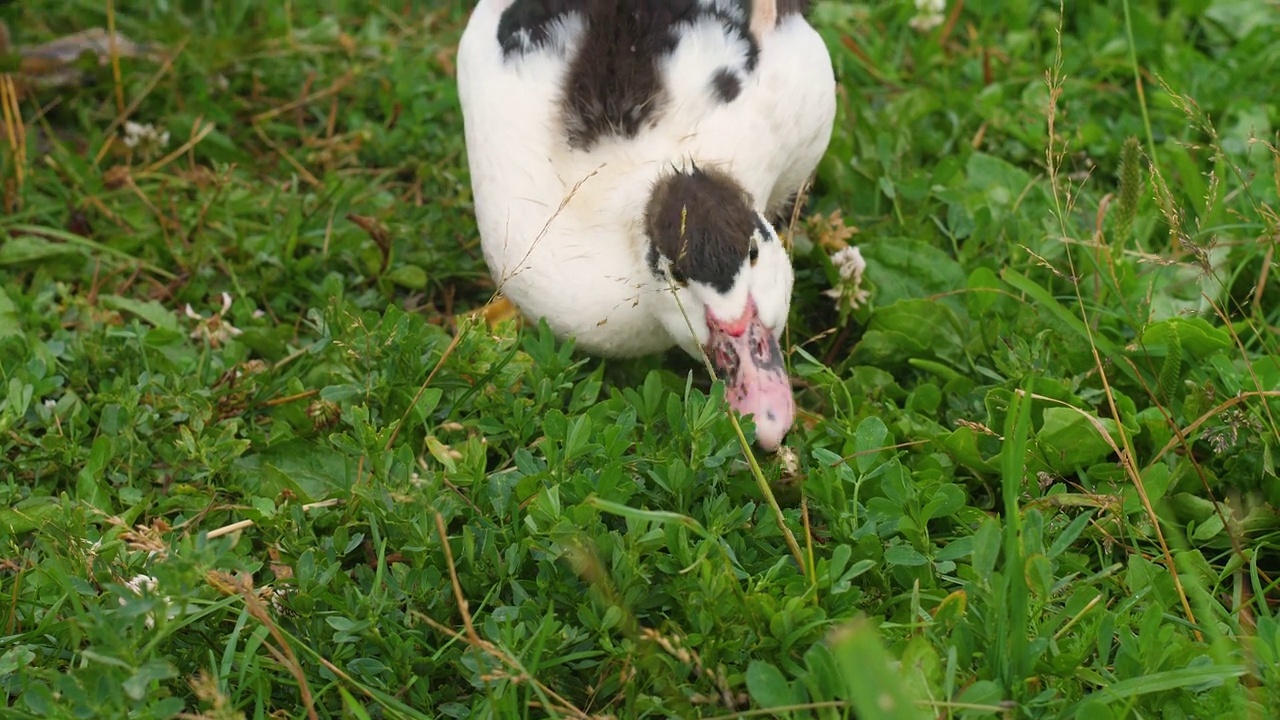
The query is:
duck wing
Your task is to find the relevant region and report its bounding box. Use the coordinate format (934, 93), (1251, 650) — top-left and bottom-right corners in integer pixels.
(654, 0), (834, 213)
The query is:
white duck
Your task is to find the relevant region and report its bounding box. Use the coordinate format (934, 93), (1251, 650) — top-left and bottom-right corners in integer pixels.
(457, 0), (836, 449)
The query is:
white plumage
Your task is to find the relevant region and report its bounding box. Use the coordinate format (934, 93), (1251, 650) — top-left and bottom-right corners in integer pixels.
(458, 0), (836, 448)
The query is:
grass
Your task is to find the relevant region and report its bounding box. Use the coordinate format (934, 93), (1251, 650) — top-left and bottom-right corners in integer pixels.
(1, 0), (1279, 717)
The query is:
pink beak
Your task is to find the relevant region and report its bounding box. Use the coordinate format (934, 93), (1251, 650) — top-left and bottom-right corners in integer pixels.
(706, 300), (795, 450)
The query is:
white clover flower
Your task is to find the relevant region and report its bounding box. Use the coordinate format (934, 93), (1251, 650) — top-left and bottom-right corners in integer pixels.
(266, 587), (290, 615)
(824, 245), (871, 311)
(832, 246), (865, 281)
(184, 292), (243, 347)
(123, 574), (158, 595)
(120, 574), (166, 629)
(122, 121), (171, 155)
(909, 0), (947, 32)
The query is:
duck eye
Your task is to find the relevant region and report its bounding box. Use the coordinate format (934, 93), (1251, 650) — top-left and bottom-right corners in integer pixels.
(749, 241), (759, 265)
(669, 266), (687, 285)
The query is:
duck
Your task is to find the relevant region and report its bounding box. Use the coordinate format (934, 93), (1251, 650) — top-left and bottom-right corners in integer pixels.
(457, 0), (836, 450)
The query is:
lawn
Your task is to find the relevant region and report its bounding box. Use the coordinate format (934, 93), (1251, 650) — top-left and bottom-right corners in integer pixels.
(2, 0), (1279, 717)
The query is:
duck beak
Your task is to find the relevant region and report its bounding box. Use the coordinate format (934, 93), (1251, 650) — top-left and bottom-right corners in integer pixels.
(706, 300), (795, 450)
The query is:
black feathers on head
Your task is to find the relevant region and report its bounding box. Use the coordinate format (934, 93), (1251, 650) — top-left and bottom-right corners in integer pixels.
(644, 165), (756, 295)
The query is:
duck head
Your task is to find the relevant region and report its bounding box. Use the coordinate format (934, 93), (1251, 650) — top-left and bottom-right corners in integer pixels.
(643, 164), (795, 450)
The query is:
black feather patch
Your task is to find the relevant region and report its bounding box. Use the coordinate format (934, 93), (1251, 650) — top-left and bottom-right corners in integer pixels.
(561, 1), (698, 149)
(711, 68), (742, 103)
(644, 165), (755, 295)
(753, 213), (775, 242)
(497, 1), (760, 150)
(497, 0), (588, 56)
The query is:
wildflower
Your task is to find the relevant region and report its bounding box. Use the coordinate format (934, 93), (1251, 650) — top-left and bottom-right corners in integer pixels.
(824, 245), (871, 311)
(808, 209), (859, 252)
(1204, 407), (1261, 454)
(123, 574), (158, 595)
(120, 574), (172, 629)
(264, 587), (292, 616)
(777, 445), (800, 477)
(185, 292), (243, 347)
(909, 0), (947, 32)
(121, 121), (170, 158)
(306, 398), (341, 431)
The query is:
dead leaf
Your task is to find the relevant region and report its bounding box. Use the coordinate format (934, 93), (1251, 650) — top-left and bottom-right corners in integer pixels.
(2, 21), (163, 90)
(807, 209), (859, 252)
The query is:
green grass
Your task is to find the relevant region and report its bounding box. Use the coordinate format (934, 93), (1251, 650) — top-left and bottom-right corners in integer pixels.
(2, 0), (1279, 717)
